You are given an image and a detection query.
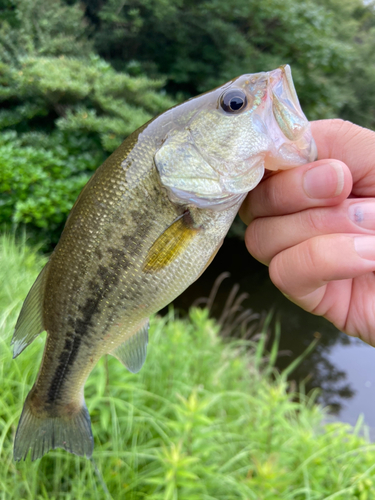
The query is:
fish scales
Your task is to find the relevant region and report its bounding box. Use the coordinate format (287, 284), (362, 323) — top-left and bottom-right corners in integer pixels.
(12, 65), (316, 460)
(37, 131), (225, 406)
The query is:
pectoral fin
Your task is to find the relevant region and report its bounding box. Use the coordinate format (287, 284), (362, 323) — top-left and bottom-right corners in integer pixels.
(143, 213), (200, 273)
(12, 263), (49, 358)
(111, 320), (149, 373)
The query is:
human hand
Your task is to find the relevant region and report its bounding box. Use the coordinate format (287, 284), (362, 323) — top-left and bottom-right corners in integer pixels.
(239, 119), (375, 345)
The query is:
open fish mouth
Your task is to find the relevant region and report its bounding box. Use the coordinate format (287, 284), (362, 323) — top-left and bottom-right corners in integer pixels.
(252, 65), (318, 171)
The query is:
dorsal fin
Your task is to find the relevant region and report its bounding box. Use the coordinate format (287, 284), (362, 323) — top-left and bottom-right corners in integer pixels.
(111, 320), (149, 373)
(11, 263), (49, 358)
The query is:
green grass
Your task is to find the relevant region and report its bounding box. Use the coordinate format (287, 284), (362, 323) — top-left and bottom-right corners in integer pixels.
(1, 234), (375, 499)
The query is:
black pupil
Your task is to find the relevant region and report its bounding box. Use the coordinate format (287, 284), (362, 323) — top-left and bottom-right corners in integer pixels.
(230, 96), (244, 110)
(221, 90), (247, 113)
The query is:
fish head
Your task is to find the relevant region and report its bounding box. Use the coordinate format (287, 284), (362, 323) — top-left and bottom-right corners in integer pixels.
(155, 65), (317, 210)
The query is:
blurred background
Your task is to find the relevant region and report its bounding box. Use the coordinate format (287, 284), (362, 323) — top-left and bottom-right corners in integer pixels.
(1, 0), (375, 432)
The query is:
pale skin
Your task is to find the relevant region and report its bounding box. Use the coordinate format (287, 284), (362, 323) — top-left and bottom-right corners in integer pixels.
(239, 119), (375, 346)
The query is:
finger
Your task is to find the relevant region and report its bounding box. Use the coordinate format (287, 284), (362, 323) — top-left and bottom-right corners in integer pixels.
(269, 234), (375, 306)
(239, 159), (352, 224)
(246, 198), (375, 265)
(311, 119), (375, 196)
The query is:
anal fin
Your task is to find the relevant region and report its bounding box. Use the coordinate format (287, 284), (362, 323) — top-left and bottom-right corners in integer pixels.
(12, 263), (49, 358)
(111, 320), (149, 373)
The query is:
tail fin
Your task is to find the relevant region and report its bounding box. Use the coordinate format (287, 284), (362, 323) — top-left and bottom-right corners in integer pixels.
(13, 398), (94, 461)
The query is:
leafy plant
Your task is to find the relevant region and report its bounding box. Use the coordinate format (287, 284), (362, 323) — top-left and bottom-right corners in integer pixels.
(1, 234), (375, 499)
(86, 0), (360, 121)
(0, 0), (176, 248)
(0, 130), (103, 247)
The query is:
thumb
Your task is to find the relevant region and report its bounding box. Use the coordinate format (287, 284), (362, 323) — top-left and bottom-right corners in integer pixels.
(311, 119), (375, 196)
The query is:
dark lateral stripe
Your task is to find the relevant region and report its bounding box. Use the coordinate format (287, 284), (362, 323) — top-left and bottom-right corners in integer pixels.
(46, 266), (116, 403)
(46, 234), (147, 403)
(47, 333), (83, 403)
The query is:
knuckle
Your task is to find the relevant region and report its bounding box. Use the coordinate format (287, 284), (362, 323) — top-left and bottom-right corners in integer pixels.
(324, 119), (370, 160)
(266, 180), (281, 211)
(327, 118), (346, 130)
(303, 237), (325, 274)
(324, 119), (348, 140)
(244, 220), (269, 263)
(238, 201), (252, 225)
(269, 254), (288, 293)
(260, 177), (280, 212)
(303, 209), (323, 234)
(269, 237), (324, 295)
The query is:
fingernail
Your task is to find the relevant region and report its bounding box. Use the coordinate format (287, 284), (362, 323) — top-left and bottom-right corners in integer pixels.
(354, 236), (375, 260)
(303, 162), (344, 199)
(349, 202), (375, 230)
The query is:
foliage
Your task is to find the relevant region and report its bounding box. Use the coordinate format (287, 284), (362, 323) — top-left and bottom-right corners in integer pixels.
(1, 234), (375, 499)
(340, 4), (375, 129)
(0, 0), (91, 61)
(0, 0), (175, 248)
(85, 0), (356, 121)
(0, 130), (103, 246)
(1, 0), (375, 247)
(84, 0), (375, 128)
(0, 54), (175, 152)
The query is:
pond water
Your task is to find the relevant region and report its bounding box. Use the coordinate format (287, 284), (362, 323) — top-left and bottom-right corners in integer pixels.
(171, 235), (375, 432)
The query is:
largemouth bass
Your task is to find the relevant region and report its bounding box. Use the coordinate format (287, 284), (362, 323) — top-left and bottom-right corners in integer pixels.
(12, 65), (316, 461)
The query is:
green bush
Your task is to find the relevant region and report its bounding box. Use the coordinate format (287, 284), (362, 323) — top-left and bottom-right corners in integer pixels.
(86, 0), (366, 122)
(0, 55), (175, 248)
(2, 0), (375, 248)
(0, 55), (175, 153)
(0, 0), (176, 248)
(0, 131), (104, 247)
(1, 234), (375, 499)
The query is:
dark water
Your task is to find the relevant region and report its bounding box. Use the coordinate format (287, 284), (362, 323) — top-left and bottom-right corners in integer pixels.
(171, 236), (375, 431)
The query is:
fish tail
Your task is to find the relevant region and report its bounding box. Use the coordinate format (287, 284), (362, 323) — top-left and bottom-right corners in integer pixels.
(13, 395), (94, 461)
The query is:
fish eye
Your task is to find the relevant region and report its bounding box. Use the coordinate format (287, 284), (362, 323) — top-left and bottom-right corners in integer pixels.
(220, 89), (247, 113)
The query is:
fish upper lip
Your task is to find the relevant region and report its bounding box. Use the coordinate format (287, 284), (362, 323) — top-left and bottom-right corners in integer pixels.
(269, 65), (303, 113)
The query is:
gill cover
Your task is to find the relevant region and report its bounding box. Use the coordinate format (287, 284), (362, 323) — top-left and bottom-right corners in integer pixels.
(155, 127), (264, 210)
(155, 65), (315, 210)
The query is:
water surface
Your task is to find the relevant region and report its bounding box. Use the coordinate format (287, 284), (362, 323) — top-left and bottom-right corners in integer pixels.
(172, 236), (375, 430)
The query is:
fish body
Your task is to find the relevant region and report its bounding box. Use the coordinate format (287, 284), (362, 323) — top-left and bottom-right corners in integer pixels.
(12, 65), (316, 460)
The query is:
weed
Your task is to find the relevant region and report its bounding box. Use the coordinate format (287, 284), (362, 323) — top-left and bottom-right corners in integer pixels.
(1, 234), (375, 499)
